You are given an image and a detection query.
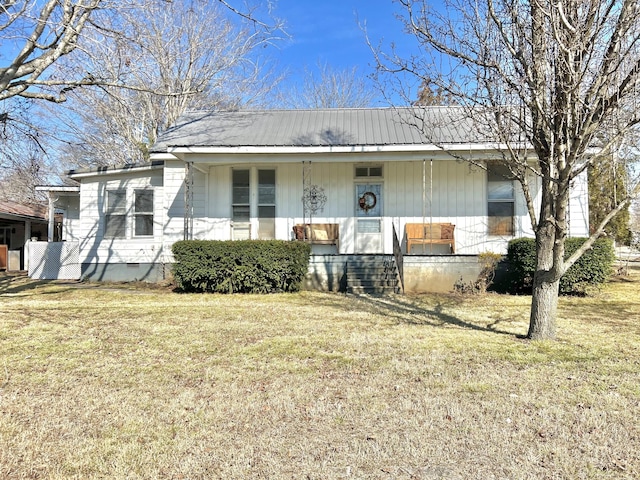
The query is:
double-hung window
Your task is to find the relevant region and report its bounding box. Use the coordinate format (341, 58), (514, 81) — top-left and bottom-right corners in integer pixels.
(258, 169), (276, 239)
(105, 189), (154, 238)
(232, 169), (251, 240)
(134, 190), (154, 237)
(487, 163), (515, 236)
(105, 190), (127, 238)
(231, 168), (276, 240)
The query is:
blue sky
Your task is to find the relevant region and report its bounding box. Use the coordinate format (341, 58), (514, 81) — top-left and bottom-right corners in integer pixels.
(267, 0), (419, 105)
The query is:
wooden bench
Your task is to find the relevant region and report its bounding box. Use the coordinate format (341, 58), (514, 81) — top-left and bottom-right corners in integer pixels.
(293, 224), (339, 250)
(405, 223), (455, 254)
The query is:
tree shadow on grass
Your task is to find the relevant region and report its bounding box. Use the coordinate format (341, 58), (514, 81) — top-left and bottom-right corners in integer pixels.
(304, 292), (523, 338)
(0, 272), (78, 296)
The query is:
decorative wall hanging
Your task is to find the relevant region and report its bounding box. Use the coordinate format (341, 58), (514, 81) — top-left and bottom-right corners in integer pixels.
(358, 191), (377, 212)
(302, 184), (327, 215)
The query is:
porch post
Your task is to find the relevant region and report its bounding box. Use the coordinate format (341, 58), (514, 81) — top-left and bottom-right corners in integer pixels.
(24, 220), (32, 271)
(184, 161), (193, 240)
(24, 220), (32, 244)
(47, 191), (56, 242)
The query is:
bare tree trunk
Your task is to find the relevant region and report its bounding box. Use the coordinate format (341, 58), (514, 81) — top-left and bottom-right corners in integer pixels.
(528, 226), (563, 340)
(528, 275), (559, 340)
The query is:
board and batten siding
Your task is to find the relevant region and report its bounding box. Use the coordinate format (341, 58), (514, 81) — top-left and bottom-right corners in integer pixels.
(385, 160), (489, 254)
(77, 169), (165, 266)
(159, 158), (536, 255)
(159, 156), (587, 257)
(66, 155), (590, 279)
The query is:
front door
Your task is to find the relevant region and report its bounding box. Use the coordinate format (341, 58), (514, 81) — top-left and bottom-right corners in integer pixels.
(355, 183), (383, 253)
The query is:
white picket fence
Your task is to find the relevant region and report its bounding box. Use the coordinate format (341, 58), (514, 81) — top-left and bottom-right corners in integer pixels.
(28, 241), (81, 280)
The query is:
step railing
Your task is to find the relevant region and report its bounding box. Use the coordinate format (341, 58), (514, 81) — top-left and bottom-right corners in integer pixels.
(392, 224), (404, 293)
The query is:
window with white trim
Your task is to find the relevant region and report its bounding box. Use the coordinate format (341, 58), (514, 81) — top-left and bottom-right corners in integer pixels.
(232, 169), (251, 240)
(258, 169), (276, 239)
(105, 190), (127, 238)
(134, 190), (154, 236)
(487, 163), (515, 236)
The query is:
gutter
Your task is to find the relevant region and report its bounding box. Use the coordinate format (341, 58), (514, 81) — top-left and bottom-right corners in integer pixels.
(66, 160), (165, 179)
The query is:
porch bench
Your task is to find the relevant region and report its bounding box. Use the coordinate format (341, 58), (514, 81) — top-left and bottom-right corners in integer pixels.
(293, 224), (339, 250)
(406, 223), (455, 254)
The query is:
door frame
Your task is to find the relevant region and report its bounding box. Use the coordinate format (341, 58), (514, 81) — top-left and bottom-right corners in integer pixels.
(354, 182), (383, 254)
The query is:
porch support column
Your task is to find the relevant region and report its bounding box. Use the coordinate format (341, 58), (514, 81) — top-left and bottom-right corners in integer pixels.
(184, 161), (194, 240)
(47, 191), (56, 242)
(24, 220), (32, 271)
(24, 220), (32, 244)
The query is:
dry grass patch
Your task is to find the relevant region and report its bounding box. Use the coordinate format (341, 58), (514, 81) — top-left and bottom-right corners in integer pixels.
(0, 272), (639, 479)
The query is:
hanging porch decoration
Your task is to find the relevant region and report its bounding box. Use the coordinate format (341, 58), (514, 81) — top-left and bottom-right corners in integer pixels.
(302, 161), (327, 217)
(302, 184), (327, 215)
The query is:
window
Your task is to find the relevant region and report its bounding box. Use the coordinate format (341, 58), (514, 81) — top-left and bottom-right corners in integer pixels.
(487, 163), (515, 236)
(134, 190), (154, 236)
(105, 190), (126, 238)
(355, 165), (383, 178)
(258, 169), (276, 239)
(232, 169), (251, 239)
(230, 168), (277, 240)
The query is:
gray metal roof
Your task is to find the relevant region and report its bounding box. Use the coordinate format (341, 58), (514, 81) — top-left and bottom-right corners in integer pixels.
(151, 107), (490, 152)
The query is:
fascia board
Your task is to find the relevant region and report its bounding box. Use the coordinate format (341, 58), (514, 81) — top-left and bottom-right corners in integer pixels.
(35, 186), (80, 193)
(167, 143), (520, 155)
(66, 163), (164, 180)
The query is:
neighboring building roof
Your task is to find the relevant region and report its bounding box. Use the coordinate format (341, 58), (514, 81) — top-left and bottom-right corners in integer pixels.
(0, 200), (48, 221)
(151, 107), (490, 152)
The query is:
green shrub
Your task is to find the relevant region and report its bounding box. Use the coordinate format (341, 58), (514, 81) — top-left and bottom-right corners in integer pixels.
(560, 237), (616, 294)
(500, 237), (615, 295)
(171, 240), (311, 293)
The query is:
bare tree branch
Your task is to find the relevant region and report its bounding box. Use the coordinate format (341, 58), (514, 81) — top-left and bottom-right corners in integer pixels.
(45, 0), (282, 168)
(371, 0), (640, 340)
(277, 62), (376, 108)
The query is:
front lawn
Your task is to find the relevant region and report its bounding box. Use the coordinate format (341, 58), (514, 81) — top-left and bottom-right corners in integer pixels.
(1, 271), (638, 479)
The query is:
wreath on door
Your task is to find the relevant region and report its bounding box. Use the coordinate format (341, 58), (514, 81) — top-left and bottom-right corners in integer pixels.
(358, 191), (377, 212)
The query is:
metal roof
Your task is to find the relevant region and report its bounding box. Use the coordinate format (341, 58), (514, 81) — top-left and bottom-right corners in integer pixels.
(151, 107), (490, 152)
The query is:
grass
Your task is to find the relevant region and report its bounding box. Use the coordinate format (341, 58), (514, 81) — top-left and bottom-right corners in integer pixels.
(0, 270), (639, 479)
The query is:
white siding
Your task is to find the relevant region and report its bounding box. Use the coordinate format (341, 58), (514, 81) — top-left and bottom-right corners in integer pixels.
(568, 170), (589, 237)
(385, 160), (489, 254)
(70, 155), (590, 265)
(77, 169), (165, 266)
(163, 160), (186, 256)
(58, 195), (81, 242)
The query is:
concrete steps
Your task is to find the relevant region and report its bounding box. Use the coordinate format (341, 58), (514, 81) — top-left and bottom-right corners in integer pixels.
(345, 255), (401, 295)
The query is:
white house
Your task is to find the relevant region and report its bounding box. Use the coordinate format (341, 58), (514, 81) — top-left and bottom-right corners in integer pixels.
(40, 107), (589, 292)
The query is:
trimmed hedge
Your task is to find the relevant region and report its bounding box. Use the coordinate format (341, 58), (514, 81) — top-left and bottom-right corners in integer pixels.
(499, 237), (615, 295)
(171, 240), (311, 293)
